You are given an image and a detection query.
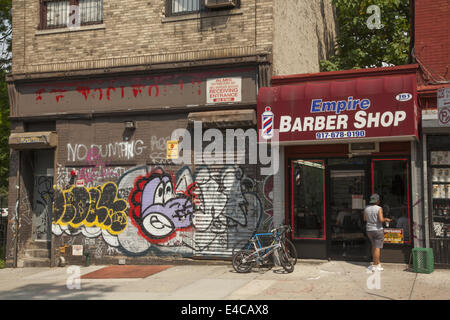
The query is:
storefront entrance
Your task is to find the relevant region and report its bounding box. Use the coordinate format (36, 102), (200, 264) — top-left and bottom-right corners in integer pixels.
(290, 156), (412, 262)
(257, 65), (420, 263)
(328, 166), (370, 260)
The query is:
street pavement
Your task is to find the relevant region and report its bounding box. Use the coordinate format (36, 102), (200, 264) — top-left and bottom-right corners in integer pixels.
(0, 260), (448, 300)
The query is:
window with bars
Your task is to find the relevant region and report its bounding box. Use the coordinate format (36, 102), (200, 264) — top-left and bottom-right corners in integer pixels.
(168, 0), (200, 15)
(166, 0), (240, 16)
(40, 0), (103, 29)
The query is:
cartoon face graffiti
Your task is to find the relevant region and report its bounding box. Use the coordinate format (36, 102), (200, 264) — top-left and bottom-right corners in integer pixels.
(129, 168), (194, 244)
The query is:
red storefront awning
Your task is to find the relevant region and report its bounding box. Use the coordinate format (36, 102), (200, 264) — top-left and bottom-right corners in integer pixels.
(257, 66), (419, 144)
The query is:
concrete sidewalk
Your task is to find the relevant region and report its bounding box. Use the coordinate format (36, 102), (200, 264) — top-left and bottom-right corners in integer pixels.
(0, 260), (448, 300)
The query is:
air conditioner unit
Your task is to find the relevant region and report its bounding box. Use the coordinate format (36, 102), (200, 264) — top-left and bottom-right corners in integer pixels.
(204, 0), (236, 9)
(349, 142), (379, 154)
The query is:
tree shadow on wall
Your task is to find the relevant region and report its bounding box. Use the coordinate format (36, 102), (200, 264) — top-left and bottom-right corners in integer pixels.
(198, 6), (232, 33)
(316, 0), (338, 67)
(0, 282), (120, 300)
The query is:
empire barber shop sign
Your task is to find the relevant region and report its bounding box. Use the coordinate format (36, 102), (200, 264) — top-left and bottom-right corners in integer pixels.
(257, 73), (419, 143)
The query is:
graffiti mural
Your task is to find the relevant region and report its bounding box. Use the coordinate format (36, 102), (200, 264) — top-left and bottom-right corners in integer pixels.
(261, 175), (274, 231)
(52, 182), (128, 235)
(129, 167), (195, 244)
(149, 135), (171, 161)
(52, 163), (272, 259)
(189, 165), (263, 252)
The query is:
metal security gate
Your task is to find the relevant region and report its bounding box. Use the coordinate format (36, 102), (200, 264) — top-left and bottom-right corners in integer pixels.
(192, 163), (262, 257)
(192, 128), (263, 257)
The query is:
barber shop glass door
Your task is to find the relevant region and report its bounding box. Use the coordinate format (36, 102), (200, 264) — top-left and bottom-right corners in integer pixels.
(328, 169), (370, 260)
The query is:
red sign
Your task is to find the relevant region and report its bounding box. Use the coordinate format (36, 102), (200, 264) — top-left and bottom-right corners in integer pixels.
(257, 73), (418, 143)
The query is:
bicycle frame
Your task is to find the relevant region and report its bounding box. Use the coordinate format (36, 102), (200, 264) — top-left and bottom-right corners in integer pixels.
(241, 231), (284, 264)
(232, 225), (294, 273)
(241, 242), (282, 264)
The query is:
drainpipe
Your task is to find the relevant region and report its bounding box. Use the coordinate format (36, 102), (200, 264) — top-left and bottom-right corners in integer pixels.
(422, 134), (430, 248)
(409, 0), (415, 64)
(50, 146), (57, 267)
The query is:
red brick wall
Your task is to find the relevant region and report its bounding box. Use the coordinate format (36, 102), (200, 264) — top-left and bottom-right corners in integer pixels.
(415, 0), (450, 86)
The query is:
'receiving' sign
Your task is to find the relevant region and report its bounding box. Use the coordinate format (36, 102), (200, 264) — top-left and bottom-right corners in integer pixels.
(257, 73), (419, 143)
(207, 77), (242, 104)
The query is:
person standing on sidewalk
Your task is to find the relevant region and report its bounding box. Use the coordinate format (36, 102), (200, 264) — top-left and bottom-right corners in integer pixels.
(363, 194), (392, 272)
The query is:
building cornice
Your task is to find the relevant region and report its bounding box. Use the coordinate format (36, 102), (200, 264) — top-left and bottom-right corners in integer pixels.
(272, 64), (420, 85)
(7, 48), (272, 84)
(8, 103), (256, 123)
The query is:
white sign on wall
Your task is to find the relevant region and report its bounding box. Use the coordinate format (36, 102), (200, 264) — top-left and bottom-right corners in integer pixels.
(207, 77), (242, 104)
(72, 245), (83, 256)
(437, 87), (450, 127)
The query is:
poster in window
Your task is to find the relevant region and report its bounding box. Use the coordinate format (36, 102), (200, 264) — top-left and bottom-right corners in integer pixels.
(431, 151), (450, 165)
(352, 194), (364, 209)
(384, 228), (404, 244)
(431, 168), (450, 182)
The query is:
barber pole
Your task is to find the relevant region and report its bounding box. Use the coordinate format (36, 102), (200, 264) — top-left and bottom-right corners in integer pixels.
(295, 169), (301, 185)
(262, 106), (274, 139)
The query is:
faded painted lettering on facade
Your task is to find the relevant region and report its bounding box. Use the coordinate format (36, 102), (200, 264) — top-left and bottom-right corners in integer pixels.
(16, 69), (256, 118)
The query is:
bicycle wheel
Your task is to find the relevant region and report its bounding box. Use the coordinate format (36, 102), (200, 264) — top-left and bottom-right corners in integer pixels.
(284, 239), (297, 266)
(232, 250), (255, 273)
(279, 246), (294, 273)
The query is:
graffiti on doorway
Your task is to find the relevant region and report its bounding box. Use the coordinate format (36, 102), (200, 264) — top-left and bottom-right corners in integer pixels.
(33, 176), (54, 240)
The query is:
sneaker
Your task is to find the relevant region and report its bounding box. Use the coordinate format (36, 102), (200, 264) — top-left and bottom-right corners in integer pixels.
(367, 264), (375, 272)
(375, 264), (384, 271)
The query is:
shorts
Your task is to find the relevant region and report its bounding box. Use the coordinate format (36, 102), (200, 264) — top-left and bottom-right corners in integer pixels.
(367, 230), (384, 249)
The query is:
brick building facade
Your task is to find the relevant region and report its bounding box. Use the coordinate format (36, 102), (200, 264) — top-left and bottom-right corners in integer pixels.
(6, 0), (337, 267)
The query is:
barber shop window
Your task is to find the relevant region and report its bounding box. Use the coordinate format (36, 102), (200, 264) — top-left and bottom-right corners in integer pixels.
(40, 0), (103, 29)
(291, 160), (326, 240)
(372, 159), (411, 244)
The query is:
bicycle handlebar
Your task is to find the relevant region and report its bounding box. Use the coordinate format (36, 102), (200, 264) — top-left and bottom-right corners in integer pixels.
(270, 225), (291, 234)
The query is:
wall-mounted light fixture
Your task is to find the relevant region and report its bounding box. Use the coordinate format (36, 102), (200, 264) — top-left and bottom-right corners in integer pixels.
(123, 121), (136, 142)
(124, 120), (136, 130)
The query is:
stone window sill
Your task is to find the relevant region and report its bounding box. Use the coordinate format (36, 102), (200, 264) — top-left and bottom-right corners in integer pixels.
(162, 10), (243, 23)
(35, 24), (106, 36)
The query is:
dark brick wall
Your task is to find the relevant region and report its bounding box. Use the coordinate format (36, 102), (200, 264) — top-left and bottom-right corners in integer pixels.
(415, 0), (450, 86)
